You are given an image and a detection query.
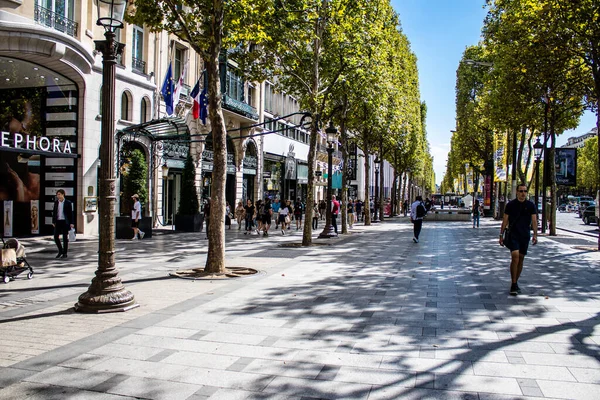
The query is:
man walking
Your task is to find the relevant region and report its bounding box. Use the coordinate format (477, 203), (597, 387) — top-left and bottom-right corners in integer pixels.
(499, 184), (537, 295)
(331, 195), (340, 235)
(52, 189), (74, 258)
(131, 194), (144, 240)
(410, 195), (426, 243)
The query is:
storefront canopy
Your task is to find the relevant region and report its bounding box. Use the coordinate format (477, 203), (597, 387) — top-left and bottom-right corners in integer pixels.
(117, 117), (190, 142)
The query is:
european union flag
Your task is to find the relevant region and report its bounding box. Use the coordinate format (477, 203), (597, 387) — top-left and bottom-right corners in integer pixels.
(199, 86), (208, 125)
(161, 63), (174, 116)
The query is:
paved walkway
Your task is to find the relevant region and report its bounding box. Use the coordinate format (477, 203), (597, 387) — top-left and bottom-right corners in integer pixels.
(0, 217), (599, 399)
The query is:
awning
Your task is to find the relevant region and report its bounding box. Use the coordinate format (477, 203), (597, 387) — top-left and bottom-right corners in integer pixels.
(117, 117), (190, 141)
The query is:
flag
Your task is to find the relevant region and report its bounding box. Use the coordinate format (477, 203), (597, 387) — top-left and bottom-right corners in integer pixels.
(161, 63), (174, 116)
(173, 61), (188, 109)
(199, 86), (208, 125)
(190, 79), (201, 119)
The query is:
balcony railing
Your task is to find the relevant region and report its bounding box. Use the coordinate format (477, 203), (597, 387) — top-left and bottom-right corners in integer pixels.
(34, 4), (78, 38)
(222, 94), (259, 120)
(132, 57), (146, 74)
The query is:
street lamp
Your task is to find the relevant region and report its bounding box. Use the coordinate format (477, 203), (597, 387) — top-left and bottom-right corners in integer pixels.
(533, 137), (543, 226)
(373, 157), (381, 223)
(75, 0), (138, 313)
(318, 122), (338, 238)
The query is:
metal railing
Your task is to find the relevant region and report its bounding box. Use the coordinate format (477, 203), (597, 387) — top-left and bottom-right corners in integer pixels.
(34, 3), (78, 37)
(132, 57), (146, 74)
(223, 94), (259, 120)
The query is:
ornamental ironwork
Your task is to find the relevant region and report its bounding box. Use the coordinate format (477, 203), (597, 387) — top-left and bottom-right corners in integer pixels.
(132, 57), (146, 74)
(202, 150), (234, 165)
(34, 3), (78, 37)
(222, 94), (259, 120)
(243, 155), (257, 169)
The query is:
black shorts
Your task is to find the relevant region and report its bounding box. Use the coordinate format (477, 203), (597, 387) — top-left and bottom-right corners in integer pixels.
(294, 214), (302, 221)
(262, 215), (272, 225)
(278, 214), (287, 223)
(506, 234), (530, 255)
(131, 219), (139, 228)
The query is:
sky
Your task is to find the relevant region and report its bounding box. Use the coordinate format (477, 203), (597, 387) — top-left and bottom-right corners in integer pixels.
(390, 0), (597, 186)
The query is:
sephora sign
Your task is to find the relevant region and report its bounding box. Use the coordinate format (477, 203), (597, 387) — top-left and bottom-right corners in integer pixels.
(1, 131), (72, 154)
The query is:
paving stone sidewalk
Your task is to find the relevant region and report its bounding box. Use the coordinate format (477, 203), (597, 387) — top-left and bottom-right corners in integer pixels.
(0, 217), (599, 399)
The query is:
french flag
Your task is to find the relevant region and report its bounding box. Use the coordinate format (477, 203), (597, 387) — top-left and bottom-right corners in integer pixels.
(190, 79), (201, 120)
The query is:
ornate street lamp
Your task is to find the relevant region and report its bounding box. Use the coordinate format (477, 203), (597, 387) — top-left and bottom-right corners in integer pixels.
(319, 123), (338, 238)
(75, 0), (138, 313)
(533, 137), (543, 226)
(372, 157), (381, 223)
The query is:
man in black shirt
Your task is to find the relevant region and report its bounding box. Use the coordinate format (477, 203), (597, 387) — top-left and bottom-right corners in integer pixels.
(499, 184), (538, 295)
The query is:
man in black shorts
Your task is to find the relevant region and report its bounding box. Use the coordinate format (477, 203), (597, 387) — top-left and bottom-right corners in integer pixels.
(499, 184), (538, 295)
(261, 198), (273, 236)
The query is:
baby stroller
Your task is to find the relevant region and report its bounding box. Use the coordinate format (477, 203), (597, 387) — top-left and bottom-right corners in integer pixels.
(1, 237), (33, 283)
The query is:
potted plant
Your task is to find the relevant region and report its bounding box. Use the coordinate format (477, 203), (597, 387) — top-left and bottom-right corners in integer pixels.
(116, 148), (152, 238)
(175, 153), (203, 231)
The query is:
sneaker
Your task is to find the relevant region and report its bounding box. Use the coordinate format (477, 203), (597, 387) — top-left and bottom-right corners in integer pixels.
(515, 283), (522, 293)
(61, 254), (68, 259)
(509, 283), (518, 296)
(131, 237), (138, 240)
(412, 237), (418, 243)
(139, 231), (145, 239)
(55, 253), (62, 259)
(256, 229), (260, 235)
(282, 229), (285, 235)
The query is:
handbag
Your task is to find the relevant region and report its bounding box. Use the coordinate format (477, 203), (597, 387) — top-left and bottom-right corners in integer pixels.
(1, 248), (17, 267)
(284, 215), (291, 224)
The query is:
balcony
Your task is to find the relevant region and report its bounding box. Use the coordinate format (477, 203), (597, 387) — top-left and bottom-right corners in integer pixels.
(132, 57), (146, 74)
(222, 94), (259, 120)
(34, 4), (78, 38)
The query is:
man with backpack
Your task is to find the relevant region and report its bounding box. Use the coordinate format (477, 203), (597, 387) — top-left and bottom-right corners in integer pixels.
(410, 195), (427, 243)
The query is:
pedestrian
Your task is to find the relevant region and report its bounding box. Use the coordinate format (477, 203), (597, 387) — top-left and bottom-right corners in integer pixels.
(225, 201), (232, 230)
(356, 199), (363, 222)
(262, 198), (273, 236)
(319, 200), (327, 220)
(235, 201), (245, 229)
(294, 197), (303, 230)
(243, 199), (255, 235)
(403, 199), (409, 217)
(255, 199), (263, 234)
(279, 199), (292, 235)
(272, 198), (281, 229)
(410, 195), (426, 243)
(499, 184), (538, 295)
(331, 195), (340, 234)
(472, 199), (481, 228)
(347, 198), (355, 228)
(312, 202), (319, 230)
(52, 189), (74, 258)
(131, 194), (145, 241)
(203, 198), (211, 239)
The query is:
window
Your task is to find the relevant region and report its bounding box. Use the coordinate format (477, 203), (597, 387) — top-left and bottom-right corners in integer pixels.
(174, 47), (187, 81)
(121, 91), (132, 121)
(226, 69), (244, 102)
(37, 0), (77, 37)
(265, 82), (274, 113)
(132, 26), (145, 73)
(248, 84), (256, 108)
(140, 97), (151, 123)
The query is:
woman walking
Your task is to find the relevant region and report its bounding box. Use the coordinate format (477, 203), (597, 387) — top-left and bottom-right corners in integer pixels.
(225, 201), (232, 229)
(347, 198), (355, 229)
(472, 199), (481, 228)
(279, 199), (292, 235)
(235, 201), (245, 230)
(294, 198), (303, 230)
(243, 199), (255, 235)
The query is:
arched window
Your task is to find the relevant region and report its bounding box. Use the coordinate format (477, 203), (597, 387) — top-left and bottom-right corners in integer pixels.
(121, 91), (132, 121)
(140, 97), (151, 123)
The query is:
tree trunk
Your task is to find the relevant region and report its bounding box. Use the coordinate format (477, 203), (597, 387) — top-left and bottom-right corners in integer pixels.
(364, 149), (371, 225)
(203, 1), (227, 273)
(379, 156), (385, 219)
(401, 172), (407, 208)
(549, 108), (557, 236)
(341, 123), (348, 234)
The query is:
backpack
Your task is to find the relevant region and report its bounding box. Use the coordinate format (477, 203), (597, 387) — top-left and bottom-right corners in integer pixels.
(416, 202), (427, 218)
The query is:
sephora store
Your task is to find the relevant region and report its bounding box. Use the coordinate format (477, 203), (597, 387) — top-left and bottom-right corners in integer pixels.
(0, 57), (78, 237)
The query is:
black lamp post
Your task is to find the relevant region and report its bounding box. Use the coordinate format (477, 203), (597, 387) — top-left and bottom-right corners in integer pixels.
(319, 123), (338, 238)
(373, 157), (381, 223)
(533, 137), (543, 226)
(75, 0), (138, 313)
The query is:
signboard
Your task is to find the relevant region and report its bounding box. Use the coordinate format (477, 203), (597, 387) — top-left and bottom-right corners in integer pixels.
(30, 200), (39, 234)
(494, 131), (507, 182)
(555, 148), (577, 186)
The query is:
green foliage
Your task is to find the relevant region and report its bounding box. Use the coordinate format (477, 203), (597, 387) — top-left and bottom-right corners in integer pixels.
(178, 153), (200, 215)
(577, 136), (599, 190)
(122, 149), (148, 215)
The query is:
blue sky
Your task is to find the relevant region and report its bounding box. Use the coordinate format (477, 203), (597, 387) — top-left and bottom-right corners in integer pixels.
(391, 0), (597, 185)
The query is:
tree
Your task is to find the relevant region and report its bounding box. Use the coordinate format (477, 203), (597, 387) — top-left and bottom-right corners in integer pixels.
(128, 0), (272, 272)
(577, 136), (599, 191)
(122, 149), (148, 216)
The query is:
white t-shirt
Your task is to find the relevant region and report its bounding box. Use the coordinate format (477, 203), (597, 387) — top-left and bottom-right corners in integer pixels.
(132, 201), (141, 220)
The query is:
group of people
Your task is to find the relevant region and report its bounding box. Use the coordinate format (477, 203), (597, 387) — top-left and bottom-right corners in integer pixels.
(234, 198), (304, 236)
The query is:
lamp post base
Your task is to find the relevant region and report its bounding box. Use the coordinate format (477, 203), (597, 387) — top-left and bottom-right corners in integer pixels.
(318, 224), (338, 238)
(74, 276), (139, 313)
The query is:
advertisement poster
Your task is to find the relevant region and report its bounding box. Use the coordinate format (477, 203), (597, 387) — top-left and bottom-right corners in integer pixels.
(484, 176), (492, 210)
(494, 131), (507, 182)
(30, 200), (39, 234)
(4, 200), (13, 237)
(555, 148), (577, 186)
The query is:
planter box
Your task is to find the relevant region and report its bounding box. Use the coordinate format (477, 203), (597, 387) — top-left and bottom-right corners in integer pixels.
(116, 216), (153, 239)
(175, 214), (203, 232)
